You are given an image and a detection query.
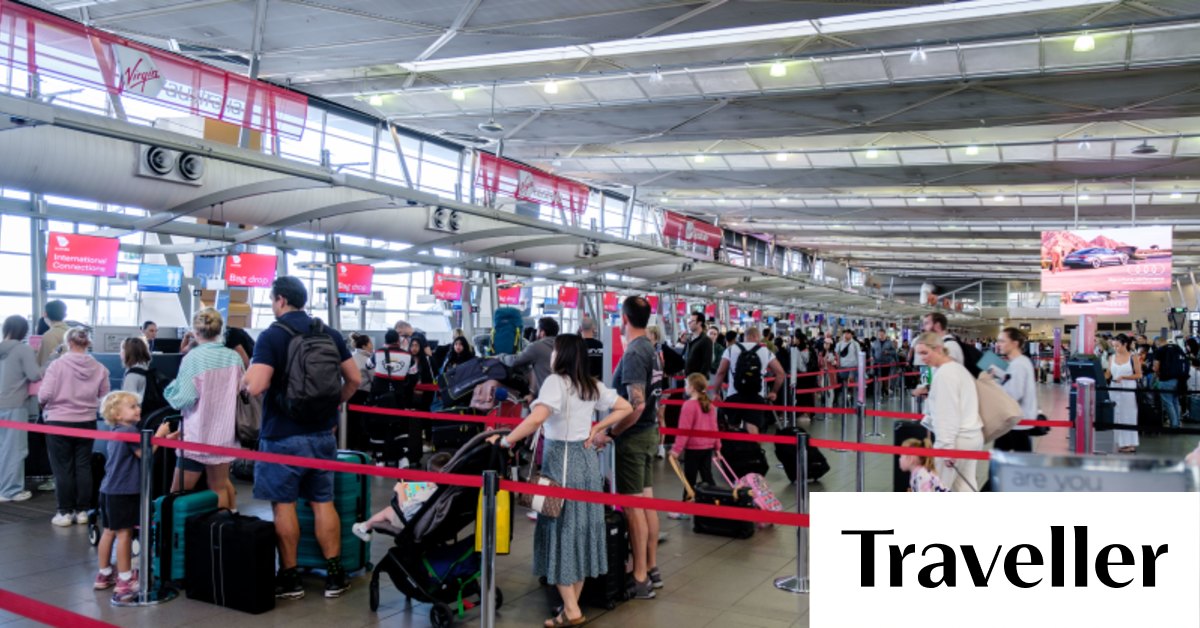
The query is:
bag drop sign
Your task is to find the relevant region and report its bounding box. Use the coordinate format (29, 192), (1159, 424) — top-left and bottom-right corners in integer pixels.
(811, 493), (1199, 628)
(46, 232), (119, 277)
(336, 262), (374, 295)
(224, 253), (277, 288)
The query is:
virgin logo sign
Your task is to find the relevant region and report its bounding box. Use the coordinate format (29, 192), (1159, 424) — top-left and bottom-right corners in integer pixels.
(112, 44), (165, 97)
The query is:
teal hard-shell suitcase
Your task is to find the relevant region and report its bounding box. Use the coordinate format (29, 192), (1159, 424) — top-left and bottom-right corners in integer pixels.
(296, 450), (371, 573)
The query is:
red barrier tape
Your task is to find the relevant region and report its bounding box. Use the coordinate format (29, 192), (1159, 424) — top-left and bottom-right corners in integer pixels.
(658, 398), (855, 415)
(348, 405), (523, 426)
(807, 439), (992, 461)
(0, 589), (119, 628)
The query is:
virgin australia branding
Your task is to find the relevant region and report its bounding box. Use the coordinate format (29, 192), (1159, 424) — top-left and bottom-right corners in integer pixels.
(112, 45), (165, 97)
(810, 493), (1199, 628)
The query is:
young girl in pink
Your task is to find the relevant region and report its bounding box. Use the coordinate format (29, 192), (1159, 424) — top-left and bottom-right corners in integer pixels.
(899, 438), (948, 493)
(668, 373), (720, 519)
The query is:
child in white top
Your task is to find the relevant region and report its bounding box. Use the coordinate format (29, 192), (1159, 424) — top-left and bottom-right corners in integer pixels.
(352, 452), (449, 542)
(899, 438), (948, 493)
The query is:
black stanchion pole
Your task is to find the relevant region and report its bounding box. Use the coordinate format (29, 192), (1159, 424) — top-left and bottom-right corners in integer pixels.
(480, 470), (498, 628)
(775, 431), (809, 594)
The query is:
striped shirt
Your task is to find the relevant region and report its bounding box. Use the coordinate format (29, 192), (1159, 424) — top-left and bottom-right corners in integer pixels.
(165, 341), (245, 465)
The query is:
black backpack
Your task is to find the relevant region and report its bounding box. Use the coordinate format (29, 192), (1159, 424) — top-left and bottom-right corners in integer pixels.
(951, 335), (984, 378)
(126, 366), (170, 418)
(272, 318), (344, 424)
(1158, 344), (1189, 380)
(733, 343), (765, 396)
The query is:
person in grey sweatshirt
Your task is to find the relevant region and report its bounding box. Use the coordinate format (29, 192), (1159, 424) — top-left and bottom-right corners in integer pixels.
(501, 317), (558, 397)
(0, 316), (42, 502)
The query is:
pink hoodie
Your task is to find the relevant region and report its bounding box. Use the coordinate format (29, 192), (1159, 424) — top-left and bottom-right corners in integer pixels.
(38, 352), (110, 423)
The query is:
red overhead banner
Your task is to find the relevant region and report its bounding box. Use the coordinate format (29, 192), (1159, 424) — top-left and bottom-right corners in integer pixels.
(47, 232), (119, 277)
(647, 295), (659, 313)
(558, 286), (580, 309)
(336, 263), (374, 295)
(752, 309), (763, 322)
(730, 306), (739, 319)
(476, 153), (589, 214)
(603, 291), (619, 313)
(676, 301), (689, 317)
(433, 273), (463, 301)
(498, 287), (521, 306)
(662, 211), (723, 248)
(704, 303), (716, 319)
(224, 253), (277, 288)
(0, 0), (308, 139)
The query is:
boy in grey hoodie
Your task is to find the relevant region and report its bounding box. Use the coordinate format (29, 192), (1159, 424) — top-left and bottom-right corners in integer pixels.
(0, 316), (42, 502)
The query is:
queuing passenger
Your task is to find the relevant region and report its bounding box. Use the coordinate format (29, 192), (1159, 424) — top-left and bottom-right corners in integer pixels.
(898, 438), (948, 493)
(351, 452), (451, 542)
(1153, 338), (1187, 429)
(493, 334), (632, 626)
(119, 337), (151, 397)
(834, 330), (862, 406)
(708, 326), (723, 375)
(141, 321), (158, 353)
(912, 332), (984, 492)
(440, 335), (475, 376)
(1107, 334), (1141, 454)
(0, 315), (41, 503)
(36, 300), (69, 367)
(712, 326), (785, 434)
(94, 391), (176, 601)
(349, 334), (374, 405)
(992, 327), (1037, 453)
(684, 312), (713, 378)
(792, 335), (818, 418)
(224, 326), (255, 368)
(579, 317), (605, 381)
(393, 320), (415, 351)
(38, 327), (110, 526)
(646, 326), (673, 459)
(912, 313), (963, 402)
(399, 334), (436, 469)
(871, 330), (898, 395)
(372, 329), (407, 406)
(502, 317), (559, 395)
(243, 276), (360, 600)
(164, 309), (245, 510)
(668, 373), (719, 520)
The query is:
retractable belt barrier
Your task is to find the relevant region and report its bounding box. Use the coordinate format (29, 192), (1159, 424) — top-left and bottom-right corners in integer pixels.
(0, 589), (120, 628)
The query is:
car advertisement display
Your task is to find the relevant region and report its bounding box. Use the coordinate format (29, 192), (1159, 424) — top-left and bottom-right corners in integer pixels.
(1059, 291), (1131, 316)
(47, 232), (120, 277)
(336, 263), (374, 295)
(224, 253), (277, 288)
(136, 264), (184, 293)
(1041, 227), (1172, 292)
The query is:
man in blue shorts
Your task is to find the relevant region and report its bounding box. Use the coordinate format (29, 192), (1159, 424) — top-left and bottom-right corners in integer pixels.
(244, 276), (361, 599)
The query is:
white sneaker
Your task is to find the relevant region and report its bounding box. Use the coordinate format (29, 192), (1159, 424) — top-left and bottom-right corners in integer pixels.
(0, 491), (32, 503)
(656, 445), (665, 459)
(397, 457), (410, 469)
(51, 512), (73, 527)
(75, 511), (89, 525)
(526, 510), (538, 521)
(351, 522), (372, 543)
(37, 479), (55, 491)
(422, 443), (435, 453)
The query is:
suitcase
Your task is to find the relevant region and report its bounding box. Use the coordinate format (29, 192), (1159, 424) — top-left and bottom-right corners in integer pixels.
(153, 490), (219, 586)
(1189, 395), (1200, 423)
(431, 422), (482, 452)
(581, 509), (630, 610)
(296, 450), (371, 574)
(1136, 390), (1163, 436)
(185, 510), (276, 614)
(773, 425), (829, 484)
(692, 482), (755, 539)
(719, 433), (769, 479)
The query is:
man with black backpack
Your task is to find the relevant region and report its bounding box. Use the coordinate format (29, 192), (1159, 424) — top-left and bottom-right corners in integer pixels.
(1153, 339), (1189, 429)
(713, 326), (786, 434)
(243, 277), (361, 601)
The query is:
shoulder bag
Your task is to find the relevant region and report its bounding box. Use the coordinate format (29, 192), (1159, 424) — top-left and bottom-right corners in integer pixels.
(515, 392), (572, 518)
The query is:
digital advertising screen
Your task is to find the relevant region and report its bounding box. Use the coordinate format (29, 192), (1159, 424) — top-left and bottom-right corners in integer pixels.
(1059, 291), (1131, 316)
(432, 273), (463, 301)
(224, 253), (277, 288)
(46, 232), (120, 277)
(335, 262), (374, 295)
(136, 264), (184, 293)
(1041, 227), (1172, 292)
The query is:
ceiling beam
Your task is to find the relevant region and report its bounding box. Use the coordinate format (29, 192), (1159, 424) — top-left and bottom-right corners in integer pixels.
(638, 0), (729, 38)
(402, 0), (486, 88)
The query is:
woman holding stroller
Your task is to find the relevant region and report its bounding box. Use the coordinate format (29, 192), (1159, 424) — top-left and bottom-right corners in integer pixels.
(490, 334), (633, 627)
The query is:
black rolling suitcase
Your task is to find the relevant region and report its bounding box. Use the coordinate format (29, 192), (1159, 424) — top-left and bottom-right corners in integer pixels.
(693, 481), (755, 539)
(1136, 389), (1163, 436)
(581, 509), (630, 610)
(893, 421), (930, 492)
(719, 432), (770, 479)
(773, 425), (829, 484)
(185, 510), (277, 614)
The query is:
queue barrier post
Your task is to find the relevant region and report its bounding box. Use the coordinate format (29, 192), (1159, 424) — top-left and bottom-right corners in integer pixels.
(1074, 377), (1096, 455)
(839, 379), (849, 443)
(856, 360), (866, 492)
(480, 470), (499, 628)
(866, 367), (883, 438)
(113, 429), (176, 607)
(774, 431), (809, 595)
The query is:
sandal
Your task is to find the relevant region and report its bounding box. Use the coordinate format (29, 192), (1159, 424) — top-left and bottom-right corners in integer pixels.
(544, 612), (588, 627)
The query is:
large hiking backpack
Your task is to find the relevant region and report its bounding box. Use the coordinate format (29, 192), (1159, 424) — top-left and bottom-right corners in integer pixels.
(272, 319), (343, 424)
(489, 307), (524, 357)
(733, 343), (765, 396)
(951, 335), (984, 378)
(126, 366), (170, 418)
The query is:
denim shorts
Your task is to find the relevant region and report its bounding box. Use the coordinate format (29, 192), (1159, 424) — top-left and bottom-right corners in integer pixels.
(176, 455), (205, 473)
(253, 431), (336, 504)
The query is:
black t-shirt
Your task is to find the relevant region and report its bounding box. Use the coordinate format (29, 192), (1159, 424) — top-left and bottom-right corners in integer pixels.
(251, 311), (352, 440)
(614, 335), (661, 436)
(584, 338), (604, 380)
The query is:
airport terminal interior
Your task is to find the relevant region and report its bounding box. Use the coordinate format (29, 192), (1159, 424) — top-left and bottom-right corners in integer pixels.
(1, 0), (1200, 626)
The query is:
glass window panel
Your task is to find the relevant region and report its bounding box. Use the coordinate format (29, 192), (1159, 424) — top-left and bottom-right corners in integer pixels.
(0, 254), (31, 292)
(279, 107), (326, 165)
(1, 216), (30, 253)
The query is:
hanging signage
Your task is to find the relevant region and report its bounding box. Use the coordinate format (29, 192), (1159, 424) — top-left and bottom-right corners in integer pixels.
(136, 263), (183, 293)
(46, 232), (120, 277)
(730, 306), (739, 320)
(224, 253), (277, 288)
(1041, 226), (1173, 292)
(752, 309), (763, 322)
(0, 0), (307, 139)
(498, 287), (521, 306)
(476, 153), (589, 214)
(433, 273), (464, 301)
(558, 286), (580, 309)
(647, 295), (659, 313)
(603, 291), (619, 313)
(336, 262), (374, 295)
(704, 303), (716, 319)
(675, 301), (689, 317)
(661, 211), (723, 248)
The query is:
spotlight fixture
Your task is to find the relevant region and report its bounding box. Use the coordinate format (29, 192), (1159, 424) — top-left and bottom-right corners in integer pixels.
(649, 66), (664, 83)
(916, 195), (927, 203)
(1078, 193), (1090, 201)
(964, 144), (980, 156)
(694, 154), (707, 163)
(865, 148), (879, 160)
(543, 80), (559, 94)
(661, 196), (669, 203)
(769, 60), (787, 77)
(776, 152), (788, 162)
(993, 194), (1005, 202)
(450, 88), (466, 101)
(1073, 33), (1095, 52)
(1170, 190), (1183, 199)
(1077, 135), (1092, 151)
(368, 94), (383, 106)
(1131, 142), (1159, 155)
(909, 46), (927, 65)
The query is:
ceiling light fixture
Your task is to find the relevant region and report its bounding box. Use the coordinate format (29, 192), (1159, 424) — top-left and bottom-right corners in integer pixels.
(909, 46), (927, 65)
(543, 80), (559, 94)
(1131, 142), (1158, 155)
(865, 148), (880, 160)
(450, 87), (466, 101)
(993, 194), (1006, 201)
(1073, 33), (1096, 52)
(694, 154), (707, 163)
(1078, 193), (1090, 200)
(916, 196), (927, 203)
(1170, 190), (1183, 199)
(776, 152), (788, 162)
(661, 196), (669, 203)
(964, 144), (980, 156)
(1077, 135), (1092, 151)
(769, 60), (787, 77)
(368, 94), (383, 106)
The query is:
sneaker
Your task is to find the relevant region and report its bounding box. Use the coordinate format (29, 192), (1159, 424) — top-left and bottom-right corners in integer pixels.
(37, 479), (55, 492)
(74, 511), (89, 525)
(275, 567), (305, 600)
(422, 443), (435, 453)
(324, 560), (350, 598)
(648, 567), (664, 590)
(657, 532), (668, 544)
(113, 574), (138, 603)
(93, 571), (116, 590)
(51, 512), (73, 527)
(526, 510), (539, 521)
(656, 445), (665, 459)
(667, 513), (689, 520)
(0, 490), (32, 502)
(628, 578), (656, 600)
(351, 522), (372, 543)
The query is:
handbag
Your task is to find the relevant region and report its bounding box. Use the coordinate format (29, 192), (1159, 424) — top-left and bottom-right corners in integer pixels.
(475, 488), (512, 555)
(515, 395), (571, 518)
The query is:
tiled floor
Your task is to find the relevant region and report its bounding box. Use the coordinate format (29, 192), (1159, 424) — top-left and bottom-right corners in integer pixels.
(1, 383), (1196, 627)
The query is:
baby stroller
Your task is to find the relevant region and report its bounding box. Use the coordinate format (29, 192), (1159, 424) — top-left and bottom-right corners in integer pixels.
(369, 429), (511, 627)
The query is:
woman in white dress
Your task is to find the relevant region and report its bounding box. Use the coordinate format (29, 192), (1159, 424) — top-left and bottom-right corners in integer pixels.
(1106, 334), (1141, 454)
(913, 332), (985, 491)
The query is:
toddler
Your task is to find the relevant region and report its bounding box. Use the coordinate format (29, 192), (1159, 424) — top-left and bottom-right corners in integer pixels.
(898, 437), (948, 493)
(352, 452), (450, 542)
(94, 391), (176, 602)
(668, 373), (720, 520)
